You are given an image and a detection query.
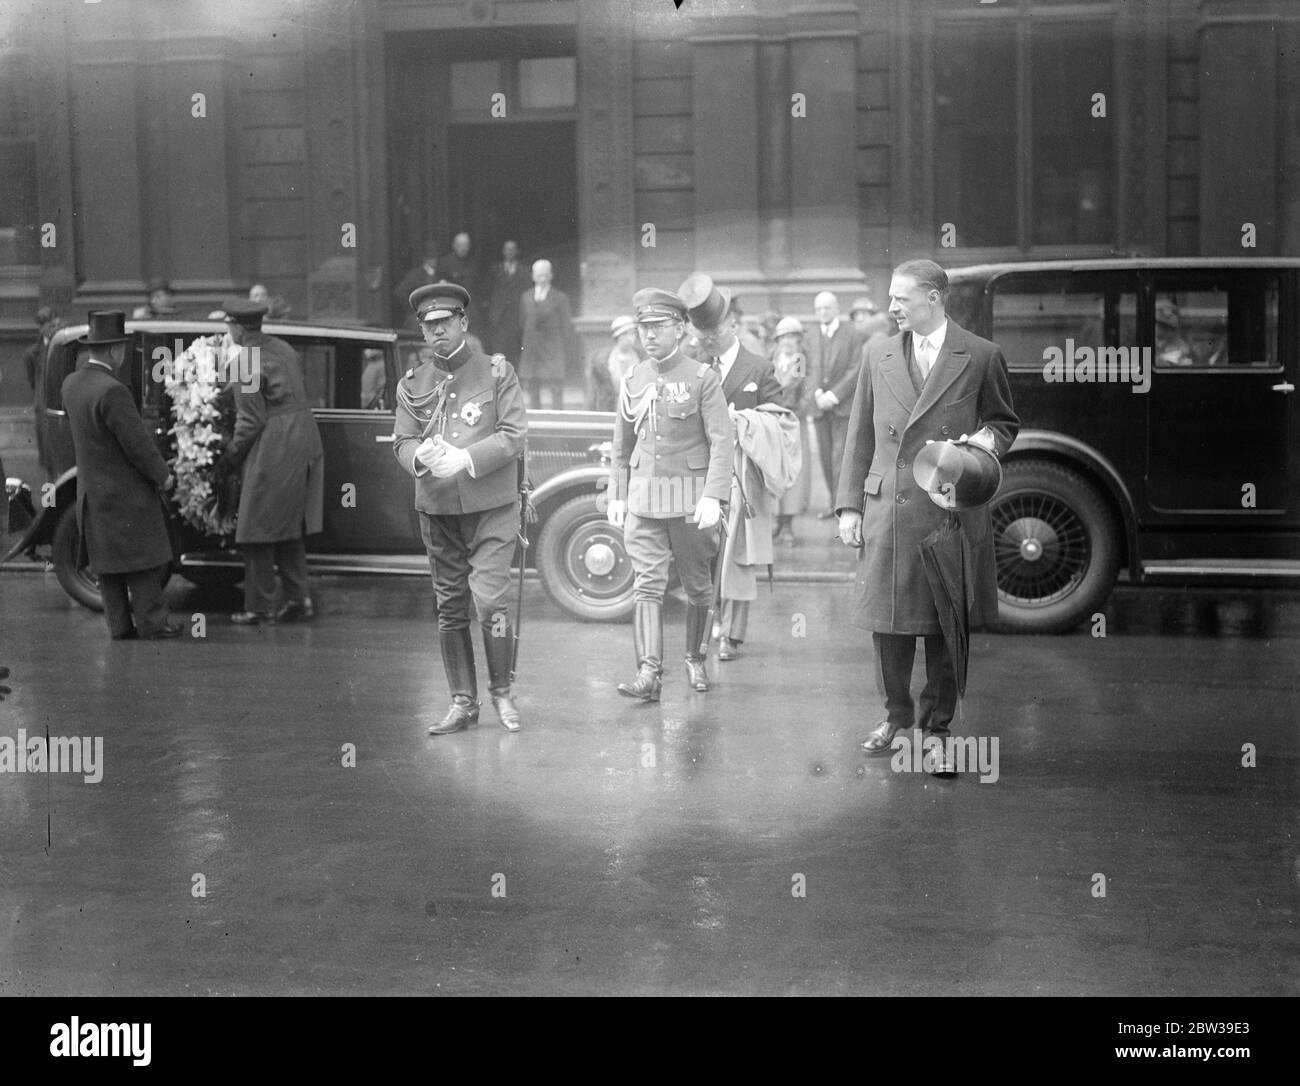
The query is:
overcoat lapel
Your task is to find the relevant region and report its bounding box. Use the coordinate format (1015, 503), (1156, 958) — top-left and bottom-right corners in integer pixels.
(907, 323), (971, 427)
(879, 338), (919, 414)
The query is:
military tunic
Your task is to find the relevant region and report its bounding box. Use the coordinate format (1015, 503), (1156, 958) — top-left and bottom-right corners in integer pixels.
(609, 347), (732, 606)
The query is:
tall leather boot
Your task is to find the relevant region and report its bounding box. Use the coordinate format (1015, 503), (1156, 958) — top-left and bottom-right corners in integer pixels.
(718, 599), (749, 661)
(429, 627), (479, 735)
(481, 619), (521, 732)
(618, 600), (663, 702)
(684, 604), (711, 692)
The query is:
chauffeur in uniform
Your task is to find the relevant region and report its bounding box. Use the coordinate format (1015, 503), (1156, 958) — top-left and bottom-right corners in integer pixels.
(393, 282), (527, 734)
(606, 288), (733, 701)
(836, 259), (1018, 774)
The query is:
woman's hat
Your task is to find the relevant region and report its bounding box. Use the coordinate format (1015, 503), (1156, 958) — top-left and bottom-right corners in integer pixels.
(78, 311), (129, 346)
(774, 316), (804, 338)
(610, 314), (637, 339)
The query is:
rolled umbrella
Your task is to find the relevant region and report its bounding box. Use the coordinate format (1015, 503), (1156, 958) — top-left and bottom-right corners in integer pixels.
(918, 511), (974, 698)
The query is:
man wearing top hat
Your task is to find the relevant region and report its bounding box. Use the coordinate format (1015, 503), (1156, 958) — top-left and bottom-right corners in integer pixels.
(61, 311), (181, 640)
(679, 273), (782, 661)
(393, 281), (528, 734)
(606, 287), (733, 700)
(836, 258), (1018, 774)
(218, 297), (325, 626)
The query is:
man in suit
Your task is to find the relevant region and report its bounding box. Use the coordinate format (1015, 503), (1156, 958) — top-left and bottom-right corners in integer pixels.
(218, 298), (325, 626)
(61, 311), (180, 640)
(680, 274), (782, 661)
(519, 259), (578, 409)
(806, 291), (866, 517)
(836, 259), (1019, 776)
(394, 241), (441, 330)
(606, 288), (733, 700)
(393, 282), (528, 734)
(483, 240), (529, 360)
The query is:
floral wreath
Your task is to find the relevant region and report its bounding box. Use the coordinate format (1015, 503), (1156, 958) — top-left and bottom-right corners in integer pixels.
(164, 334), (240, 537)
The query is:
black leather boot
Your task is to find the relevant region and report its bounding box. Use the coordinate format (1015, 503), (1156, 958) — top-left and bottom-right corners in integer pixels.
(481, 619), (521, 732)
(429, 627), (479, 735)
(618, 601), (663, 702)
(684, 604), (711, 692)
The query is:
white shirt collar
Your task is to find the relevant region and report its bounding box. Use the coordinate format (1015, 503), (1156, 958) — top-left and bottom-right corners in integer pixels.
(912, 319), (948, 356)
(822, 318), (839, 338)
(534, 285), (549, 301)
(718, 338), (741, 383)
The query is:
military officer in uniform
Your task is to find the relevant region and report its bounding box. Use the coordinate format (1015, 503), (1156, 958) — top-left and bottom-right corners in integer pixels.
(606, 288), (733, 701)
(393, 282), (528, 734)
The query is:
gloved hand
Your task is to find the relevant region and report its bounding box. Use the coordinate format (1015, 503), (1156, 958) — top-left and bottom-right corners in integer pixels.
(814, 389), (837, 411)
(838, 510), (863, 547)
(693, 495), (721, 530)
(958, 427), (998, 455)
(421, 435), (471, 478)
(606, 499), (626, 528)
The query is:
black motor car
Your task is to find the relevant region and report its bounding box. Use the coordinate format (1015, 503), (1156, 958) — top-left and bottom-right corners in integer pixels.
(3, 319), (634, 622)
(948, 257), (1300, 631)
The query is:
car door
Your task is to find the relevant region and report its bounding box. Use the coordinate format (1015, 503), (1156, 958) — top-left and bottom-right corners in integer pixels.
(279, 333), (415, 554)
(1144, 268), (1294, 519)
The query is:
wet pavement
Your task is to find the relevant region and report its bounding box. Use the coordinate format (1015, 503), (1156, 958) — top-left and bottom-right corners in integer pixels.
(0, 568), (1297, 996)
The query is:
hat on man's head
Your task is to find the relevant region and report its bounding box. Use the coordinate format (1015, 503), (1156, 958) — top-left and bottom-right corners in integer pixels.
(79, 311), (129, 346)
(221, 297), (269, 327)
(34, 305), (56, 326)
(678, 273), (732, 332)
(410, 281), (470, 322)
(146, 277), (172, 295)
(633, 288), (687, 325)
(610, 314), (637, 340)
(774, 316), (805, 339)
(1155, 299), (1180, 328)
(850, 296), (879, 316)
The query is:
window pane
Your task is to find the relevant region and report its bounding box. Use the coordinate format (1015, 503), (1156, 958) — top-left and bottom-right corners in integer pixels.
(450, 61), (501, 114)
(519, 57), (576, 110)
(933, 22), (1018, 248)
(991, 273), (1136, 373)
(1155, 280), (1278, 369)
(1031, 20), (1114, 246)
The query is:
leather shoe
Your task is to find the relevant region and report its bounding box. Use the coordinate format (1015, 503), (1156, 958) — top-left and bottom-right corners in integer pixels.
(685, 656), (709, 692)
(490, 691), (521, 732)
(275, 597), (315, 623)
(859, 720), (902, 755)
(428, 696), (479, 735)
(618, 666), (661, 702)
(140, 623), (182, 640)
(718, 637), (741, 661)
(925, 735), (957, 778)
(230, 611), (272, 625)
(111, 628), (139, 641)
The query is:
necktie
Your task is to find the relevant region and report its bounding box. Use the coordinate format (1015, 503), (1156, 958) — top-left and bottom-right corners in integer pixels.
(917, 337), (931, 380)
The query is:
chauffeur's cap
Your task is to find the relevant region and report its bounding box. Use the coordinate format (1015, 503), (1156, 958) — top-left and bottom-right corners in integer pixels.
(221, 298), (269, 328)
(633, 288), (687, 325)
(912, 439), (1003, 511)
(410, 281), (470, 322)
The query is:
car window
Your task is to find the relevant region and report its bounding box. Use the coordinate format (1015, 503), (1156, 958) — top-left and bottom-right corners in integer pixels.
(279, 337), (392, 410)
(989, 273), (1137, 370)
(1152, 277), (1278, 369)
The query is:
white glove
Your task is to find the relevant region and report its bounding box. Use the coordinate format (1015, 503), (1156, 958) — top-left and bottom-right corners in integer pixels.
(961, 427), (997, 455)
(418, 435), (472, 478)
(606, 499), (626, 528)
(814, 389), (835, 411)
(693, 496), (721, 530)
(838, 510), (863, 547)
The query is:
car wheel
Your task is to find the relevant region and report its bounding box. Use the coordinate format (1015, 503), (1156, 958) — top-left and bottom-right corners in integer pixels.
(52, 509), (104, 612)
(990, 460), (1119, 634)
(535, 493), (636, 622)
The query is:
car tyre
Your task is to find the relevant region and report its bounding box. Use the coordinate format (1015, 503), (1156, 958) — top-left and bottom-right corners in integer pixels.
(990, 459), (1120, 634)
(535, 492), (636, 622)
(52, 509), (104, 613)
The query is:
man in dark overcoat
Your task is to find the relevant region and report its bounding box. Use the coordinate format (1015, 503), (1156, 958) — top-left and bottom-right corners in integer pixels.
(218, 298), (325, 625)
(482, 240), (529, 360)
(606, 288), (733, 700)
(393, 282), (528, 734)
(61, 311), (180, 640)
(806, 291), (866, 517)
(836, 259), (1019, 773)
(519, 259), (578, 409)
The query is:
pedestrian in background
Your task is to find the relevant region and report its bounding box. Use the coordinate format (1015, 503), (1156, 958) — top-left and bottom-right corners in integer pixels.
(218, 298), (324, 626)
(519, 259), (577, 410)
(805, 291), (865, 518)
(394, 241), (441, 330)
(61, 311), (179, 640)
(483, 239), (529, 359)
(770, 316), (811, 545)
(587, 314), (641, 411)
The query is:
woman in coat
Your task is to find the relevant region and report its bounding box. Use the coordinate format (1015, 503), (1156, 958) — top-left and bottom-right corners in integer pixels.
(218, 299), (325, 625)
(770, 316), (811, 545)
